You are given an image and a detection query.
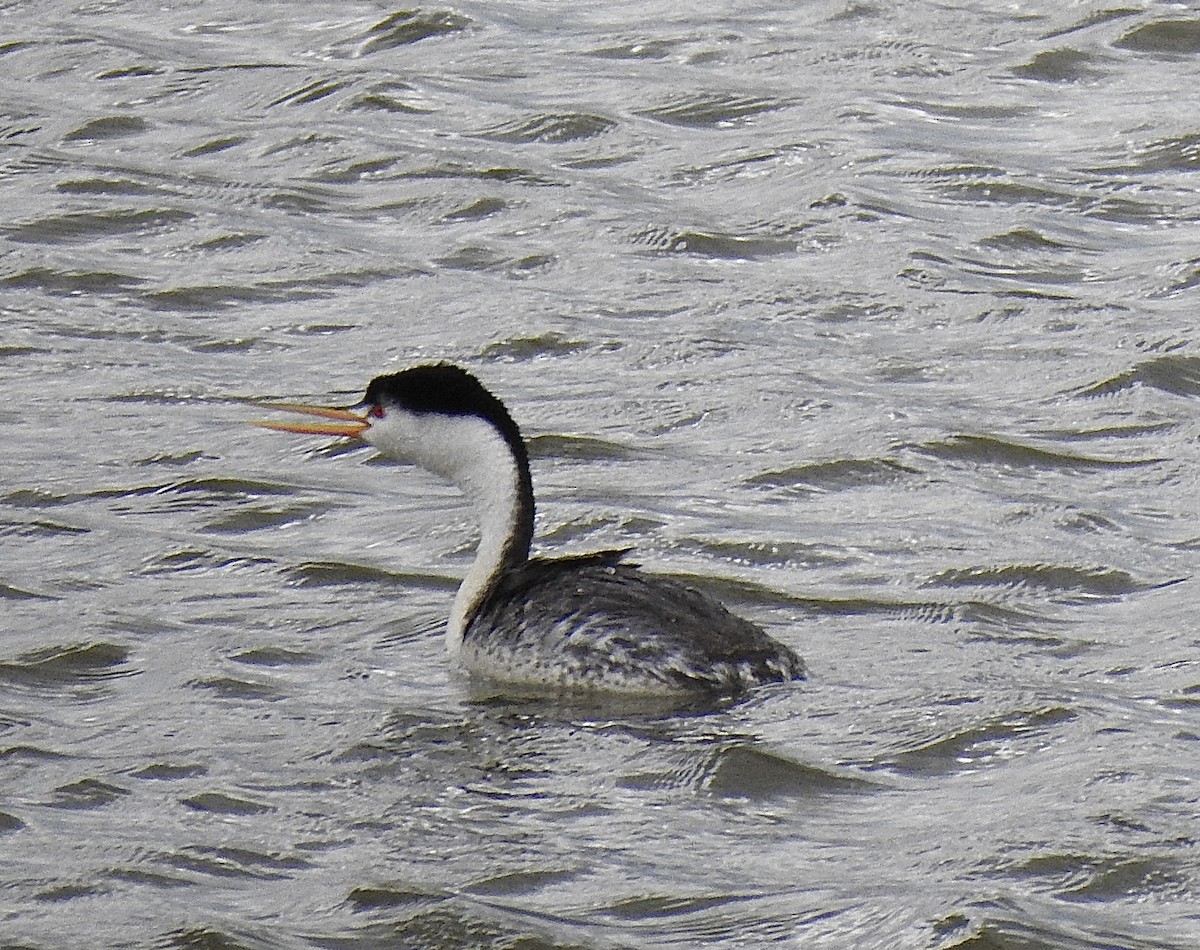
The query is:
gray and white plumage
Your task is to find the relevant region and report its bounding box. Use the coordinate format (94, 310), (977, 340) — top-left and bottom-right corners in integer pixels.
(266, 363), (806, 695)
(466, 550), (806, 693)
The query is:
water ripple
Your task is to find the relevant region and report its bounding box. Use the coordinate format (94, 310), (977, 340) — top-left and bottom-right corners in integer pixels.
(1012, 48), (1110, 83)
(636, 92), (787, 128)
(876, 706), (1077, 777)
(1074, 354), (1200, 399)
(46, 778), (131, 810)
(477, 113), (618, 145)
(1113, 18), (1200, 56)
(917, 434), (1163, 471)
(746, 457), (919, 493)
(2, 3), (1198, 947)
(6, 207), (194, 244)
(701, 745), (879, 799)
(338, 9), (472, 58)
(285, 560), (454, 591)
(0, 642), (136, 690)
(926, 564), (1165, 601)
(630, 224), (796, 259)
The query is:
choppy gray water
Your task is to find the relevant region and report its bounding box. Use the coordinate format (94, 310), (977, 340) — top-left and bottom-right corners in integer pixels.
(2, 2), (1199, 947)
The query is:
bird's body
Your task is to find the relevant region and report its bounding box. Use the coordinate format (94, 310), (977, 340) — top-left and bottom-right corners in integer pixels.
(258, 364), (805, 696)
(465, 549), (804, 693)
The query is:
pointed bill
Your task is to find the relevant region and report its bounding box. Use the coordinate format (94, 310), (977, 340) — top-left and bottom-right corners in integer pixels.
(253, 402), (369, 439)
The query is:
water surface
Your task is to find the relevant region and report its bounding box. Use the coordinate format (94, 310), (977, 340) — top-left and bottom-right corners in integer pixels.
(2, 2), (1198, 947)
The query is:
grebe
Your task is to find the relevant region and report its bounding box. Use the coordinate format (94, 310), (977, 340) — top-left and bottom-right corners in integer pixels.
(256, 364), (806, 695)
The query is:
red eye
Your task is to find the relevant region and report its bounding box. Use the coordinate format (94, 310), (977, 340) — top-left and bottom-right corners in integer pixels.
(368, 404), (385, 419)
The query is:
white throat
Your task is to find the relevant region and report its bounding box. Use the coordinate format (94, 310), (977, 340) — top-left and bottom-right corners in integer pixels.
(365, 410), (529, 654)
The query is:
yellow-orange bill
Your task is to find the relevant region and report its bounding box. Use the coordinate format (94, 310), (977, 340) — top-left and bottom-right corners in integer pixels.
(254, 418), (369, 437)
(259, 402), (364, 421)
(252, 402), (369, 439)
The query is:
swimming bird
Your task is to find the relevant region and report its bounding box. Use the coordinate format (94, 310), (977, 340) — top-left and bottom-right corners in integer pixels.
(256, 364), (805, 695)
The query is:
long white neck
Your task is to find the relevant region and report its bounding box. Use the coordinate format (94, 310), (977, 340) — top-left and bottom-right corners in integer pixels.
(366, 411), (533, 654)
(446, 459), (523, 651)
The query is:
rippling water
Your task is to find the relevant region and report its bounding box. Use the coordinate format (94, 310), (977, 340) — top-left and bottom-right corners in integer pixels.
(2, 2), (1198, 947)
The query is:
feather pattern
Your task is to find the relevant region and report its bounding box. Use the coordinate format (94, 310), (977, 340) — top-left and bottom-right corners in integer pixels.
(464, 549), (807, 694)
